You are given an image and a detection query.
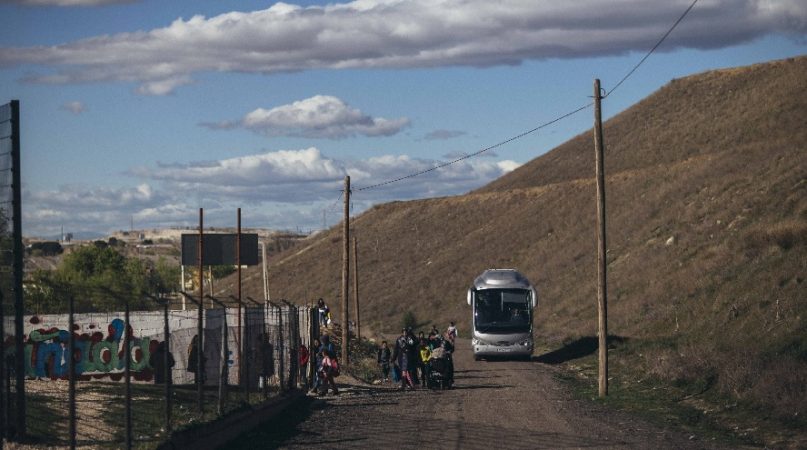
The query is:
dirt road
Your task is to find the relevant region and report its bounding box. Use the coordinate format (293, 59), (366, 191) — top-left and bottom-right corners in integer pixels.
(227, 339), (722, 449)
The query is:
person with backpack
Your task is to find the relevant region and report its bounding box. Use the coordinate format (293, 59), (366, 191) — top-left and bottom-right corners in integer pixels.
(318, 349), (339, 395)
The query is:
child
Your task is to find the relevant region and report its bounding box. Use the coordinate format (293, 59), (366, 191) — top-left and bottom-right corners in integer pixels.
(419, 339), (431, 387)
(319, 349), (339, 395)
(377, 341), (391, 382)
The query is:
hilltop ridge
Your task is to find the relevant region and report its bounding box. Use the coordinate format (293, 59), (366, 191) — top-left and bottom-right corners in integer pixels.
(223, 56), (806, 445)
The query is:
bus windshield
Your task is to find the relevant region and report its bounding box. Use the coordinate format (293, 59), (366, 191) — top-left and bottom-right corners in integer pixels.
(474, 289), (531, 334)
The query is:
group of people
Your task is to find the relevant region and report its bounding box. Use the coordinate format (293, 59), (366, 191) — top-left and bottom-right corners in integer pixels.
(378, 322), (458, 391)
(308, 334), (340, 396)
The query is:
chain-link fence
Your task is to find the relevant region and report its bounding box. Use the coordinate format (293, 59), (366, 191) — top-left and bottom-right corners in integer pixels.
(1, 286), (315, 448)
(1, 100), (25, 443)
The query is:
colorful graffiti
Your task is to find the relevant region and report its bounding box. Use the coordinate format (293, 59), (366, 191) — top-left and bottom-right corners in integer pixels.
(6, 318), (160, 381)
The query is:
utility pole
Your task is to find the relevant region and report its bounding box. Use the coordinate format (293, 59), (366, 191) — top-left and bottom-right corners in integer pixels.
(594, 79), (608, 398)
(197, 208), (204, 413)
(352, 235), (361, 340)
(236, 208), (243, 389)
(341, 176), (350, 364)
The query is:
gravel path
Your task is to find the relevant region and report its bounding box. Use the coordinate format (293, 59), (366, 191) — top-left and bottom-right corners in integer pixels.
(226, 339), (725, 449)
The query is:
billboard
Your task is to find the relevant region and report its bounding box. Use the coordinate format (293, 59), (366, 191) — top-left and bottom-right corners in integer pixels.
(181, 233), (259, 266)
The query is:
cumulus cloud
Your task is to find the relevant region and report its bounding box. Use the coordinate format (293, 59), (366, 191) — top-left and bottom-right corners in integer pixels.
(60, 101), (85, 114)
(2, 0), (804, 94)
(204, 95), (410, 139)
(24, 147), (520, 236)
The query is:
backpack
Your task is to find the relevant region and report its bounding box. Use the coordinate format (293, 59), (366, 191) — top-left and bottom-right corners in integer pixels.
(330, 357), (340, 377)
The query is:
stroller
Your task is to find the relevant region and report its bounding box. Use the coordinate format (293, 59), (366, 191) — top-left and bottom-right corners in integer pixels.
(427, 353), (453, 390)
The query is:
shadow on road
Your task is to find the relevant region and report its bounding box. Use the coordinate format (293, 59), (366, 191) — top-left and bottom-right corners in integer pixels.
(535, 335), (628, 365)
(224, 395), (317, 448)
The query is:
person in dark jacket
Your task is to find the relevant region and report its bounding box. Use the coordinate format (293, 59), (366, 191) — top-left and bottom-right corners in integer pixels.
(377, 340), (391, 382)
(255, 333), (274, 389)
(187, 334), (206, 384)
(150, 341), (175, 384)
(309, 338), (322, 393)
(392, 327), (417, 390)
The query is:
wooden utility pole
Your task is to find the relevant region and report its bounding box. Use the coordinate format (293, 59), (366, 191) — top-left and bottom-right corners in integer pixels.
(341, 176), (351, 364)
(594, 79), (608, 398)
(237, 208), (243, 388)
(197, 208), (204, 413)
(352, 235), (361, 340)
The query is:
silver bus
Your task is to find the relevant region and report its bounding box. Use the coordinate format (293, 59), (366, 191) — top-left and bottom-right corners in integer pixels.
(467, 269), (537, 360)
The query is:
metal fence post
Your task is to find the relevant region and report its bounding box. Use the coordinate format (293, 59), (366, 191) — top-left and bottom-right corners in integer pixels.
(162, 297), (171, 433)
(0, 290), (5, 444)
(206, 296), (227, 417)
(124, 297), (132, 450)
(277, 303), (285, 392)
(68, 293), (76, 450)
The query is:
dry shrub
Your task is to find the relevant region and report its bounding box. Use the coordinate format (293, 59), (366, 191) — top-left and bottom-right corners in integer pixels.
(713, 349), (765, 399)
(744, 221), (807, 251)
(645, 344), (717, 391)
(745, 358), (807, 419)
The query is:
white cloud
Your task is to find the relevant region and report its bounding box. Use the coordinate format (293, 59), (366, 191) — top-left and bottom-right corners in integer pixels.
(60, 101), (85, 114)
(24, 147), (520, 236)
(217, 95), (410, 139)
(2, 0), (804, 94)
(134, 76), (192, 96)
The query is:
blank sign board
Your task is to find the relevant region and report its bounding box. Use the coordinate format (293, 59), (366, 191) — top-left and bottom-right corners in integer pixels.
(181, 233), (259, 266)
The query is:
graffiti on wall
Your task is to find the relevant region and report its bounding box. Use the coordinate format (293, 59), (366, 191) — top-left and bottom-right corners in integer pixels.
(4, 317), (160, 381)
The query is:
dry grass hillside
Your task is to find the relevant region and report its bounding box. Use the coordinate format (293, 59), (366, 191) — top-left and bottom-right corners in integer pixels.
(227, 56), (806, 444)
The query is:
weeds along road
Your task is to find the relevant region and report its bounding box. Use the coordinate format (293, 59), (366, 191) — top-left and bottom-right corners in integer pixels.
(227, 339), (721, 450)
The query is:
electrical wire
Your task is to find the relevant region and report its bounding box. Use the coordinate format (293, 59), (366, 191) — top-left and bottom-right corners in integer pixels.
(354, 102), (593, 192)
(350, 0), (699, 193)
(605, 0), (699, 97)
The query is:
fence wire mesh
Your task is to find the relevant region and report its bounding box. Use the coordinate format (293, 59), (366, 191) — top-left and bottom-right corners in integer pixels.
(2, 286), (313, 448)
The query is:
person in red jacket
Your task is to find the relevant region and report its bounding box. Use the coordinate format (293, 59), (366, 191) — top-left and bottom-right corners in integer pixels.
(299, 342), (310, 387)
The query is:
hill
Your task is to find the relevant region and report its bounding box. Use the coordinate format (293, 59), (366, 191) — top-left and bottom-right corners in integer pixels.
(225, 56), (806, 445)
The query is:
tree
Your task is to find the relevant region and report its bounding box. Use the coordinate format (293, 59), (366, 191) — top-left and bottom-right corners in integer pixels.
(28, 241), (63, 256)
(402, 311), (418, 330)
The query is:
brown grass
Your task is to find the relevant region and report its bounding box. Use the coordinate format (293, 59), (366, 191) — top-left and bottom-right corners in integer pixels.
(213, 56), (807, 446)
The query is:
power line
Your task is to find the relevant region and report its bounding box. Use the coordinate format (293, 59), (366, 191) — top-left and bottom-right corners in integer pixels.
(355, 102), (593, 192)
(605, 0), (699, 97)
(344, 0), (699, 194)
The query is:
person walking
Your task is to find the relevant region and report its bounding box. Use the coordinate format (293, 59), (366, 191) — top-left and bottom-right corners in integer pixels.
(317, 298), (331, 328)
(187, 334), (206, 385)
(150, 341), (175, 385)
(392, 327), (417, 390)
(377, 340), (391, 383)
(299, 341), (310, 388)
(418, 339), (431, 387)
(447, 321), (458, 341)
(309, 338), (322, 394)
(319, 349), (339, 395)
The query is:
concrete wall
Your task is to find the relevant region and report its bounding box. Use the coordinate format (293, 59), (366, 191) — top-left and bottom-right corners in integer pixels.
(2, 304), (304, 386)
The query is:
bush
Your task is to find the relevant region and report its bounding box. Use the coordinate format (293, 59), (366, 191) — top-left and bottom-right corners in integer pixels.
(401, 310), (417, 330)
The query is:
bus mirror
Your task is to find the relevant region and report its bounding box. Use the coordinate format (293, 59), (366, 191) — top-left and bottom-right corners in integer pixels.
(467, 289), (473, 306)
(530, 288), (538, 308)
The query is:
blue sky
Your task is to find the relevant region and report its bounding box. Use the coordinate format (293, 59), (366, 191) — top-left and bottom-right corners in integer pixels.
(0, 0), (805, 238)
